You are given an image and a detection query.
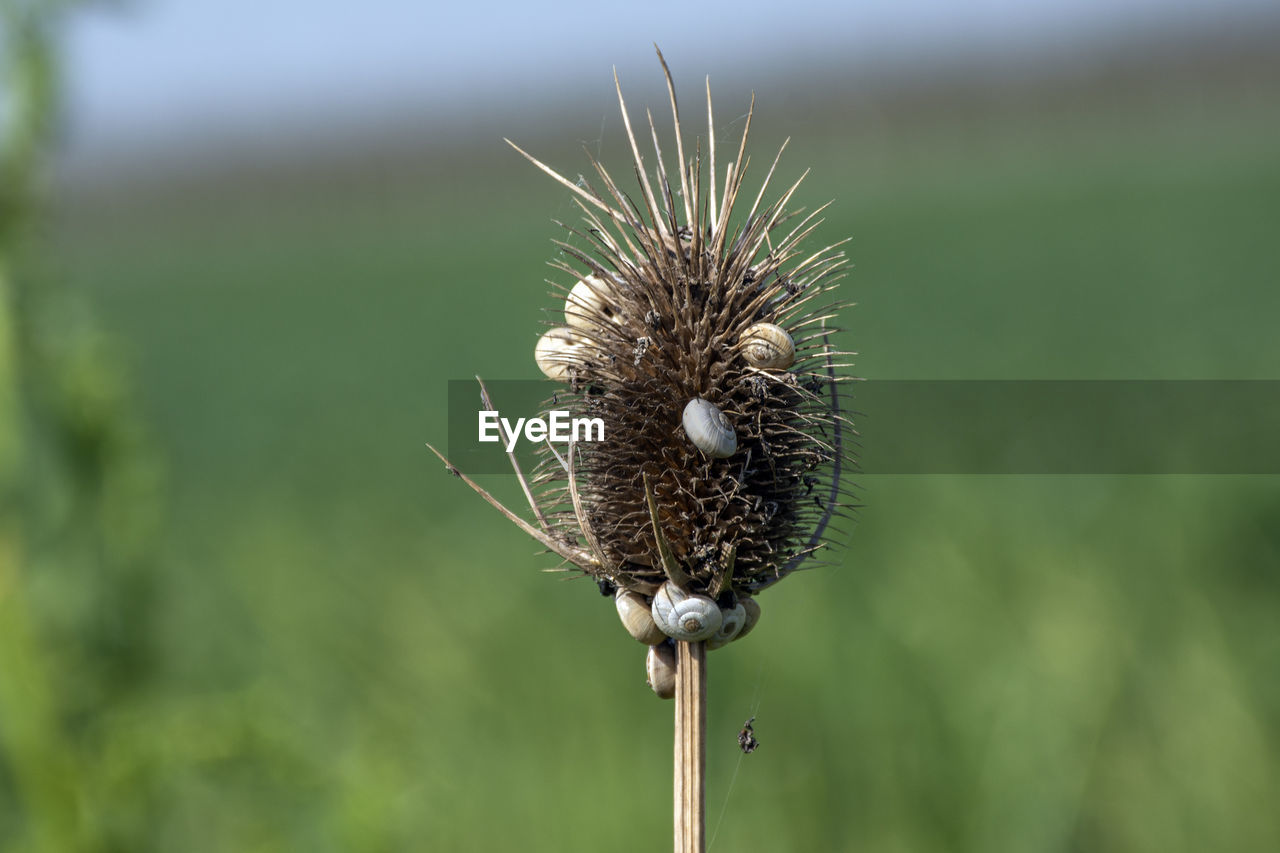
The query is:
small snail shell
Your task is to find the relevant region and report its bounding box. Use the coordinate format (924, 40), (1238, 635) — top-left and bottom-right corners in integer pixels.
(646, 641), (676, 700)
(706, 602), (748, 650)
(651, 581), (722, 642)
(682, 398), (737, 459)
(615, 589), (666, 645)
(565, 276), (622, 331)
(534, 327), (583, 382)
(739, 322), (795, 370)
(736, 598), (761, 642)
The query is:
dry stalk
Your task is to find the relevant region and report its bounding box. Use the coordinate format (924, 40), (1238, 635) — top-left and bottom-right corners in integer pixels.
(674, 640), (707, 853)
(429, 45), (855, 853)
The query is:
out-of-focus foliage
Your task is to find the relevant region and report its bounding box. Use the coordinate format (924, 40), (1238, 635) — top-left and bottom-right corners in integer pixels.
(2, 3), (161, 851)
(8, 13), (1280, 851)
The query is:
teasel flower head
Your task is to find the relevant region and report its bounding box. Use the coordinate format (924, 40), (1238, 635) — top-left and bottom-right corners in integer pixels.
(430, 48), (855, 656)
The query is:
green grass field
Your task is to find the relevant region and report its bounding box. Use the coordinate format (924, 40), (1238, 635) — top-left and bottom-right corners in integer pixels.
(29, 70), (1280, 851)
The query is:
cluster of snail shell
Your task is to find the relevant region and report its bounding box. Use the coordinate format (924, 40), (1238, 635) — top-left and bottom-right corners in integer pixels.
(616, 583), (762, 699)
(534, 274), (796, 697)
(536, 274), (797, 460)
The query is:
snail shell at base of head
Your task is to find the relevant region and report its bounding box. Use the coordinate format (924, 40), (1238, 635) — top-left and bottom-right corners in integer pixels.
(706, 602), (748, 650)
(739, 322), (795, 370)
(534, 327), (584, 382)
(682, 398), (737, 459)
(651, 581), (723, 642)
(736, 598), (762, 642)
(646, 641), (676, 699)
(564, 276), (623, 332)
(615, 589), (667, 646)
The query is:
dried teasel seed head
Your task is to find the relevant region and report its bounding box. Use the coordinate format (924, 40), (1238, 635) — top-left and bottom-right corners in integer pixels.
(682, 398), (737, 459)
(534, 326), (584, 382)
(441, 48), (857, 635)
(739, 322), (796, 370)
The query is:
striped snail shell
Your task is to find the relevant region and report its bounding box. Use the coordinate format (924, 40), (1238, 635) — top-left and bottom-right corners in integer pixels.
(534, 326), (583, 382)
(736, 597), (762, 642)
(706, 602), (748, 650)
(739, 322), (795, 370)
(615, 589), (667, 646)
(682, 398), (737, 459)
(651, 581), (722, 642)
(565, 275), (623, 332)
(646, 641), (677, 700)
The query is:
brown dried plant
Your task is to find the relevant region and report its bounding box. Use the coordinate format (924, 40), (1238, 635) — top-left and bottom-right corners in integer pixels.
(429, 49), (856, 622)
(427, 44), (855, 853)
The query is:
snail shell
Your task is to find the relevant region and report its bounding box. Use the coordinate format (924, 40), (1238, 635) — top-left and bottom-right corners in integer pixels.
(682, 398), (737, 459)
(706, 602), (748, 650)
(736, 598), (761, 642)
(565, 276), (623, 332)
(739, 322), (795, 370)
(534, 326), (584, 382)
(651, 581), (723, 642)
(615, 589), (667, 645)
(646, 641), (676, 700)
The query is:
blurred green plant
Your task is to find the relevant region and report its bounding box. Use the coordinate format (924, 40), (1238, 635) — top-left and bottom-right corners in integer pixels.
(1, 1), (162, 849)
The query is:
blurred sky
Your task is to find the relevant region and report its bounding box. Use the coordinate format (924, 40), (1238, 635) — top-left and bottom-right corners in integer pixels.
(57, 0), (1276, 171)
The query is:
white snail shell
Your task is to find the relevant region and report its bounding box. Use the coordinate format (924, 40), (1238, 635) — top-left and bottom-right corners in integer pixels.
(736, 598), (761, 642)
(739, 322), (795, 370)
(706, 603), (748, 650)
(534, 326), (584, 382)
(615, 589), (666, 645)
(682, 398), (737, 459)
(651, 581), (723, 642)
(646, 641), (676, 700)
(565, 276), (623, 331)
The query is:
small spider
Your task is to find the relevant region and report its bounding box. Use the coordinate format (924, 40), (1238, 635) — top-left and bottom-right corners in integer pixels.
(738, 716), (760, 754)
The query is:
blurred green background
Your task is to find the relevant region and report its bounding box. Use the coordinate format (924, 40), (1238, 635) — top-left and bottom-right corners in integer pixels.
(4, 1), (1280, 850)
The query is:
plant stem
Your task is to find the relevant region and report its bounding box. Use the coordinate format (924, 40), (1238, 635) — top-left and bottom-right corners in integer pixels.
(674, 639), (706, 853)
